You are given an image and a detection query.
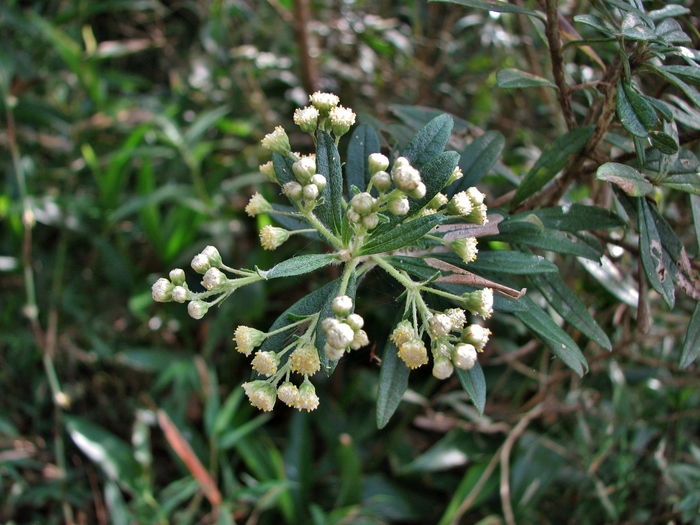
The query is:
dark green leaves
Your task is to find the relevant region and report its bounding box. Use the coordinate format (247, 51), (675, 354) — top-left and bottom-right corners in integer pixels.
(511, 126), (594, 208)
(455, 362), (486, 415)
(376, 338), (410, 429)
(346, 124), (380, 194)
(679, 302), (700, 369)
(455, 130), (505, 190)
(408, 151), (460, 215)
(597, 162), (653, 196)
(496, 68), (557, 90)
(617, 82), (657, 138)
(360, 214), (448, 255)
(261, 254), (337, 280)
(638, 197), (675, 308)
(401, 114), (453, 170)
(430, 0), (544, 20)
(315, 130), (345, 235)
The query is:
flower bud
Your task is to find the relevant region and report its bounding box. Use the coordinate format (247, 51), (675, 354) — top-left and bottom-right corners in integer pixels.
(452, 237), (478, 264)
(187, 300), (209, 319)
(466, 186), (486, 205)
(361, 213), (379, 230)
(260, 225), (290, 250)
(171, 285), (189, 303)
(202, 267), (227, 290)
(407, 181), (426, 199)
(277, 381), (300, 406)
(309, 91), (340, 114)
(429, 313), (453, 338)
(242, 380), (276, 412)
(245, 192), (273, 217)
(294, 378), (320, 411)
(350, 192), (375, 216)
(349, 329), (369, 350)
(332, 295), (353, 316)
(191, 254), (211, 274)
(169, 268), (186, 286)
(466, 203), (489, 226)
(290, 344), (321, 376)
(234, 325), (266, 356)
(252, 351), (280, 376)
(447, 191), (473, 217)
(323, 318), (355, 350)
(432, 355), (454, 380)
(462, 324), (491, 351)
(392, 163), (422, 192)
(446, 166), (463, 186)
(393, 157), (410, 169)
(302, 183), (320, 201)
(390, 320), (414, 347)
(371, 170), (392, 192)
(368, 153), (390, 174)
(283, 181), (303, 201)
(310, 174), (327, 192)
(293, 105), (320, 133)
(428, 193), (448, 210)
(446, 308), (466, 329)
(347, 208), (361, 224)
(388, 196), (410, 216)
(259, 161), (278, 183)
(462, 288), (494, 319)
(324, 343), (345, 361)
(152, 278), (174, 302)
(398, 339), (428, 369)
(345, 313), (364, 331)
(329, 105), (356, 136)
(452, 343), (478, 370)
(292, 156), (316, 184)
(261, 126), (291, 155)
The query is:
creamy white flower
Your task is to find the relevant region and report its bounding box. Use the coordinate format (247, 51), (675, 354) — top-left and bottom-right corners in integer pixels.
(429, 313), (454, 338)
(187, 300), (209, 319)
(332, 295), (354, 316)
(260, 225), (290, 250)
(433, 355), (454, 379)
(245, 192), (272, 217)
(202, 267), (226, 290)
(293, 105), (319, 133)
(251, 351), (280, 376)
(242, 381), (276, 412)
(329, 105), (356, 136)
(261, 126), (291, 155)
(452, 343), (478, 370)
(294, 379), (320, 411)
(234, 326), (266, 356)
(447, 191), (473, 217)
(309, 91), (340, 112)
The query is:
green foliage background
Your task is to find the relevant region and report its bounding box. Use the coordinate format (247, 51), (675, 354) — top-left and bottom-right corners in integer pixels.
(1, 0), (700, 523)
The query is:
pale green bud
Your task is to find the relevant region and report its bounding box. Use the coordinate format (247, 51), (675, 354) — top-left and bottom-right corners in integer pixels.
(261, 126), (291, 155)
(187, 300), (209, 319)
(371, 170), (392, 192)
(152, 278), (174, 302)
(202, 267), (227, 290)
(169, 268), (186, 286)
(368, 153), (389, 175)
(452, 343), (477, 370)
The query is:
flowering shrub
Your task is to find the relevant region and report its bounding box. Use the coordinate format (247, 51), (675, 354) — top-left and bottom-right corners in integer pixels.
(154, 92), (504, 422)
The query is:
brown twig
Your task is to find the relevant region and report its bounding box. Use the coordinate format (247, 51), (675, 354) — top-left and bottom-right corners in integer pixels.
(544, 0), (576, 130)
(292, 0), (318, 94)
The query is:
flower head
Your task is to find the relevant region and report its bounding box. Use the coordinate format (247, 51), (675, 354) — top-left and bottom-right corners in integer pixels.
(433, 355), (454, 380)
(234, 326), (266, 356)
(324, 343), (345, 361)
(259, 161), (277, 183)
(187, 300), (209, 320)
(169, 268), (186, 286)
(251, 351), (280, 376)
(260, 225), (290, 250)
(290, 344), (321, 376)
(398, 339), (428, 369)
(447, 191), (473, 217)
(368, 153), (389, 174)
(277, 381), (300, 406)
(466, 203), (489, 226)
(294, 105), (320, 133)
(246, 192), (273, 217)
(429, 313), (454, 338)
(466, 187), (486, 205)
(242, 380), (276, 411)
(390, 320), (415, 347)
(322, 318), (355, 350)
(452, 343), (478, 370)
(171, 285), (189, 303)
(309, 91), (340, 113)
(294, 378), (320, 411)
(452, 237), (478, 264)
(202, 267), (227, 290)
(462, 324), (491, 351)
(446, 308), (466, 330)
(332, 295), (354, 317)
(463, 288), (494, 319)
(261, 126), (291, 155)
(292, 156), (316, 184)
(392, 160), (422, 192)
(329, 105), (356, 136)
(349, 329), (369, 350)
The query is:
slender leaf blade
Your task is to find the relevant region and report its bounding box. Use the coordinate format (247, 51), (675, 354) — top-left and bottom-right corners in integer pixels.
(455, 361), (486, 415)
(638, 198), (675, 308)
(401, 113), (453, 169)
(262, 254), (337, 280)
(497, 68), (557, 89)
(430, 0), (544, 20)
(679, 302), (700, 369)
(360, 214), (448, 255)
(454, 130), (505, 191)
(316, 130), (345, 234)
(376, 338), (410, 429)
(597, 162), (653, 196)
(346, 124), (380, 194)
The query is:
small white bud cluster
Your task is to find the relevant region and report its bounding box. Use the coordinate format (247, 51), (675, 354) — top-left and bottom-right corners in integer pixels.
(191, 246), (222, 274)
(328, 105), (356, 137)
(348, 192), (379, 230)
(447, 187), (488, 225)
(321, 296), (369, 361)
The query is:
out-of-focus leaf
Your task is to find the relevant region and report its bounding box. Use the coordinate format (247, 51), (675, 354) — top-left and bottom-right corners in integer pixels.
(520, 204), (625, 232)
(660, 65), (700, 86)
(316, 130), (345, 234)
(513, 296), (588, 376)
(104, 480), (130, 525)
(491, 228), (603, 260)
(496, 68), (557, 89)
(360, 214), (447, 255)
(437, 460), (499, 525)
(65, 416), (139, 493)
(346, 124), (380, 193)
(648, 4), (690, 21)
(597, 162), (653, 196)
(400, 113), (453, 170)
(655, 18), (691, 44)
(430, 0), (544, 20)
(638, 197), (675, 308)
(455, 361), (486, 415)
(400, 430), (470, 474)
(619, 13), (655, 41)
(511, 126), (594, 208)
(376, 338), (410, 429)
(116, 348), (191, 372)
(653, 67), (700, 109)
(455, 130), (505, 190)
(184, 105), (230, 144)
(679, 302), (700, 369)
(335, 432), (363, 507)
(650, 131), (679, 155)
(574, 14), (616, 36)
(260, 254), (337, 280)
(529, 273), (612, 351)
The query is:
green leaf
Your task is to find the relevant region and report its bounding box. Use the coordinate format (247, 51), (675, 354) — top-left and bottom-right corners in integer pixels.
(272, 153), (296, 186)
(660, 65), (700, 86)
(652, 67), (700, 109)
(261, 254), (337, 280)
(511, 126), (594, 208)
(492, 228), (603, 260)
(522, 204), (625, 232)
(574, 14), (617, 36)
(596, 162), (653, 196)
(455, 130), (505, 190)
(620, 13), (655, 41)
(401, 114), (453, 170)
(408, 151), (460, 215)
(455, 361), (486, 415)
(650, 131), (679, 155)
(65, 416), (140, 493)
(376, 338), (410, 429)
(660, 173), (700, 195)
(648, 4), (690, 21)
(346, 124), (380, 193)
(679, 302), (700, 369)
(529, 273), (612, 351)
(399, 430), (470, 474)
(360, 214), (448, 255)
(430, 0), (544, 20)
(496, 68), (557, 90)
(316, 130), (345, 234)
(638, 198), (675, 308)
(460, 251), (558, 275)
(617, 82), (652, 138)
(655, 18), (691, 44)
(184, 105), (230, 145)
(513, 297), (588, 376)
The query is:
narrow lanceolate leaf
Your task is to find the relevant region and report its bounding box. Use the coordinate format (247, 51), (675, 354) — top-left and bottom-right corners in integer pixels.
(650, 131), (679, 155)
(261, 254), (337, 280)
(660, 174), (700, 196)
(492, 228), (603, 260)
(648, 4), (690, 21)
(529, 273), (612, 351)
(360, 214), (448, 255)
(496, 68), (557, 90)
(597, 162), (653, 196)
(574, 14), (617, 36)
(401, 113), (454, 170)
(458, 251), (558, 275)
(655, 18), (691, 44)
(376, 338), (410, 429)
(616, 82), (651, 138)
(679, 302), (700, 369)
(513, 296), (588, 376)
(653, 67), (700, 109)
(272, 152), (296, 186)
(316, 130), (345, 235)
(624, 82), (657, 130)
(408, 151), (460, 215)
(511, 126), (594, 208)
(523, 204), (625, 232)
(430, 0), (544, 20)
(454, 130), (505, 191)
(659, 65), (700, 85)
(346, 124), (380, 194)
(638, 198), (675, 308)
(455, 362), (486, 415)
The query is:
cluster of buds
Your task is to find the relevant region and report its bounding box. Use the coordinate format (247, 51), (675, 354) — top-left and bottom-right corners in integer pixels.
(391, 304), (492, 379)
(321, 295), (370, 361)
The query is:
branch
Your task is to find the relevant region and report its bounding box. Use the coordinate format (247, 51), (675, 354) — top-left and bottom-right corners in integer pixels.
(544, 0), (576, 130)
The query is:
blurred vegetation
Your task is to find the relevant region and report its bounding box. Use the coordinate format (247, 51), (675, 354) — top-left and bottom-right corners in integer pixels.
(1, 0), (700, 524)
